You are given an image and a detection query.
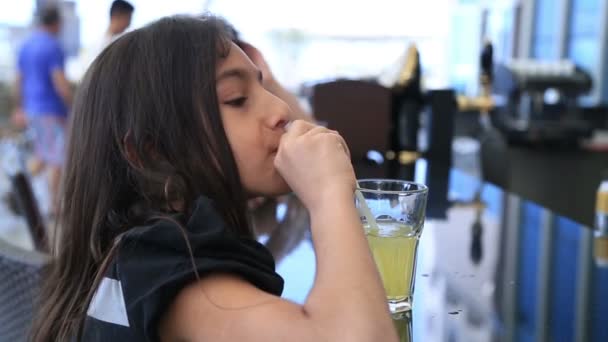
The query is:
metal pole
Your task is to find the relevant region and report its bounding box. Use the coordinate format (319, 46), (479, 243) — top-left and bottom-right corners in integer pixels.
(535, 209), (555, 342)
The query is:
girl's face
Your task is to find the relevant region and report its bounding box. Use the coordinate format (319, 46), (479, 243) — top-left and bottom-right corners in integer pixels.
(217, 43), (291, 197)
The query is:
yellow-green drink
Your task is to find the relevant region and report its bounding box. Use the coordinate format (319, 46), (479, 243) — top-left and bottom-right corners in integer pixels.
(365, 222), (419, 301)
(356, 179), (428, 314)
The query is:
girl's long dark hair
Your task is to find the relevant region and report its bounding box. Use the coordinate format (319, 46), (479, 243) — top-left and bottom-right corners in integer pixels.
(30, 15), (251, 341)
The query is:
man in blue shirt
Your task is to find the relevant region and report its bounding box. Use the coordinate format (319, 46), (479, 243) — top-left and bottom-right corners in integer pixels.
(13, 5), (72, 215)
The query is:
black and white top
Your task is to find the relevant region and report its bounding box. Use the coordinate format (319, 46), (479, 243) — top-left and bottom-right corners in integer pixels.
(81, 196), (284, 341)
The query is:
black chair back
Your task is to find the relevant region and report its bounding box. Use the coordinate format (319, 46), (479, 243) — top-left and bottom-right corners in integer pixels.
(0, 238), (48, 341)
(311, 80), (392, 161)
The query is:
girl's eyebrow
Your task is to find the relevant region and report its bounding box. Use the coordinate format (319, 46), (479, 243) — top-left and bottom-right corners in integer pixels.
(217, 68), (263, 83)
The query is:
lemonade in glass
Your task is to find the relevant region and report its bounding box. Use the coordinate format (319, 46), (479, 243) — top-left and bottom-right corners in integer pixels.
(356, 180), (428, 314)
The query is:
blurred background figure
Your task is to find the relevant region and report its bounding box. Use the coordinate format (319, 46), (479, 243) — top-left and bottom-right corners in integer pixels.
(72, 0), (134, 81)
(12, 5), (72, 216)
(86, 0), (133, 65)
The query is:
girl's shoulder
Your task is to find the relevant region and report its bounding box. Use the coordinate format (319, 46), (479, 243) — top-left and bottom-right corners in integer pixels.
(84, 195), (283, 341)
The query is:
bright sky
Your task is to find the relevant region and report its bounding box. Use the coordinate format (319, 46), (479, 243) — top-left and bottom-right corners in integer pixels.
(73, 0), (453, 45)
(69, 0), (454, 84)
(0, 0), (453, 50)
(211, 0), (453, 37)
(0, 0), (35, 26)
(0, 0), (459, 86)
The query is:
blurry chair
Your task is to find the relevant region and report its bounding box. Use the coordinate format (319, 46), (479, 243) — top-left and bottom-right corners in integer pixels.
(0, 238), (49, 341)
(311, 80), (392, 178)
(10, 172), (49, 252)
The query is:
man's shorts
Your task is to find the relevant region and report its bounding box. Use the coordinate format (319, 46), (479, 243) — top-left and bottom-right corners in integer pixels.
(28, 115), (67, 167)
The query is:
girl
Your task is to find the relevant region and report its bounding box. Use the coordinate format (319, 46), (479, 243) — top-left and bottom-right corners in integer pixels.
(31, 15), (397, 342)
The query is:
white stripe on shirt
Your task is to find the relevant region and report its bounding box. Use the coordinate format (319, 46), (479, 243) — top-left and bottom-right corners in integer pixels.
(87, 277), (130, 327)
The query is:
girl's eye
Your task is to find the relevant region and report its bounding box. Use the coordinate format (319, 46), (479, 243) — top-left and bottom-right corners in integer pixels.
(225, 97), (247, 107)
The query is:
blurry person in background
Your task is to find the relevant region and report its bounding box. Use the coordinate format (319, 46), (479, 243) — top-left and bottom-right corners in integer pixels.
(12, 5), (72, 216)
(70, 0), (134, 81)
(93, 0), (134, 56)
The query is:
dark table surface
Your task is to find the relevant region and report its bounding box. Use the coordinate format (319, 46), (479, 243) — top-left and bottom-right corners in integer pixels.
(454, 110), (608, 228)
(500, 147), (608, 228)
(268, 160), (608, 342)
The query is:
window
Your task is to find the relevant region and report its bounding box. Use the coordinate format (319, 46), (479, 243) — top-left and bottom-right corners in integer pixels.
(567, 0), (602, 103)
(532, 0), (561, 60)
(567, 0), (601, 71)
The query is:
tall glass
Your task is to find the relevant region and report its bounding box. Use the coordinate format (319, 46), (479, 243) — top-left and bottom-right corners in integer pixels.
(356, 179), (428, 315)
